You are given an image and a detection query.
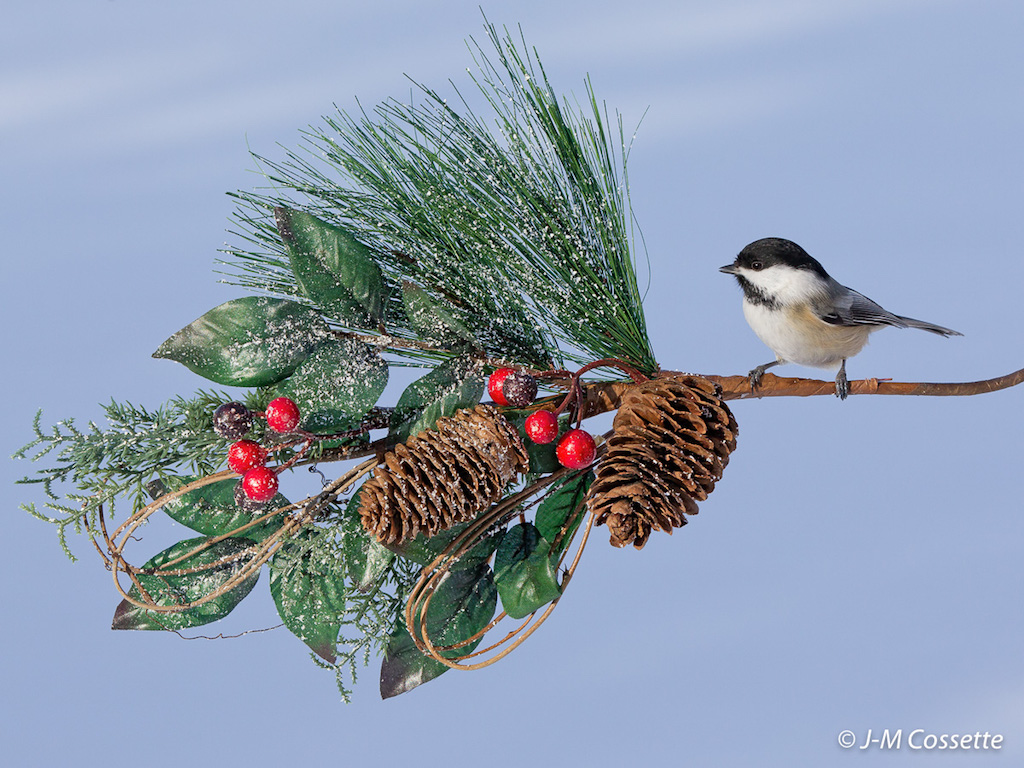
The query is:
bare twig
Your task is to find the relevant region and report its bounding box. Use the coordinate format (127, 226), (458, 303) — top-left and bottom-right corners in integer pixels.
(405, 462), (602, 671)
(106, 459), (378, 615)
(575, 365), (1024, 418)
(706, 367), (1024, 400)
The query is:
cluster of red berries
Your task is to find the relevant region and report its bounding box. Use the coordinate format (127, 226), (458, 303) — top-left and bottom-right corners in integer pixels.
(487, 368), (596, 470)
(213, 397), (302, 505)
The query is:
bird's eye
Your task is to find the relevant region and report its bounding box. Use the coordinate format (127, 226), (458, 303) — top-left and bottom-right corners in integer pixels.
(750, 260), (764, 271)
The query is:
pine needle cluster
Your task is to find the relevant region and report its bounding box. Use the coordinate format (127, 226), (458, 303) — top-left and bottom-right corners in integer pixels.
(225, 22), (656, 373)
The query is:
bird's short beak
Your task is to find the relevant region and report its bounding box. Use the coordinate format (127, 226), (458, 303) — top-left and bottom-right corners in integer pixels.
(719, 263), (739, 275)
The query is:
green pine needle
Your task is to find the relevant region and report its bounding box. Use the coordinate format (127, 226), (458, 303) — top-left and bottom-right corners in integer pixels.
(223, 20), (657, 373)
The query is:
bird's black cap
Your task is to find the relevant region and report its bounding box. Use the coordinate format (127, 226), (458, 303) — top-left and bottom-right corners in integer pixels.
(720, 238), (830, 279)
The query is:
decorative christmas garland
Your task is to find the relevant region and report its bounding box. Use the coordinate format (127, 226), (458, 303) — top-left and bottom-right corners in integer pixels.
(15, 20), (1022, 701)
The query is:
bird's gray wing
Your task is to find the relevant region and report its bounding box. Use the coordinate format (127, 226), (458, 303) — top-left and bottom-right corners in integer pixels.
(816, 288), (907, 328)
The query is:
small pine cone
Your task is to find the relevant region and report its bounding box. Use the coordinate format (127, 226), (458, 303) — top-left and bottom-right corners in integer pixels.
(359, 405), (529, 545)
(587, 375), (738, 549)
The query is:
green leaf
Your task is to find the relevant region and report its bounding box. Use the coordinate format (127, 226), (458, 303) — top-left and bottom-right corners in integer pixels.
(390, 356), (483, 442)
(401, 281), (476, 346)
(525, 440), (559, 474)
(111, 536), (259, 631)
(386, 519), (502, 573)
(151, 476), (289, 542)
(535, 470), (594, 557)
(380, 563), (497, 699)
(275, 207), (386, 327)
(269, 528), (347, 663)
(493, 522), (561, 619)
(153, 297), (329, 386)
(504, 408), (573, 474)
(276, 339), (388, 433)
(341, 489), (394, 591)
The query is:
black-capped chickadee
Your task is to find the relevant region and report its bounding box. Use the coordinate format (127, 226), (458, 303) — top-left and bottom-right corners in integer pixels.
(720, 238), (961, 399)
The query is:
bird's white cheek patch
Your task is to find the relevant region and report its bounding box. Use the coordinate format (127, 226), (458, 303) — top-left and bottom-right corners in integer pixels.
(740, 265), (825, 306)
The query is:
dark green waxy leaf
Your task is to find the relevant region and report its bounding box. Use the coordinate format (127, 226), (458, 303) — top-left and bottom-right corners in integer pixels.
(380, 564), (497, 699)
(493, 522), (561, 619)
(152, 297), (329, 386)
(401, 281), (476, 346)
(111, 536), (259, 631)
(275, 207), (386, 327)
(385, 520), (502, 573)
(535, 470), (594, 557)
(345, 529), (394, 593)
(276, 339), (388, 433)
(526, 436), (559, 474)
(389, 356), (483, 442)
(269, 528), (347, 663)
(151, 476), (289, 542)
(341, 489), (394, 591)
(504, 408), (572, 474)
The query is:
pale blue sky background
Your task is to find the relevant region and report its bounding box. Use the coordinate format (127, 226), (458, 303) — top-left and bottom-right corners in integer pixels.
(3, 1), (1022, 766)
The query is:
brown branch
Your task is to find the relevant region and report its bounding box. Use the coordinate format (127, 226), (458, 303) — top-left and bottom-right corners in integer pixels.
(705, 366), (1024, 400)
(331, 328), (542, 372)
(576, 365), (1024, 417)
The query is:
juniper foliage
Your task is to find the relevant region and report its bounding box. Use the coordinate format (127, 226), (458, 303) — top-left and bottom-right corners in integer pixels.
(14, 391), (258, 558)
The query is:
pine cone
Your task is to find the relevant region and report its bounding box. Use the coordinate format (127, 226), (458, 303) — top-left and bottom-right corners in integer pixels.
(587, 375), (738, 549)
(359, 405), (529, 545)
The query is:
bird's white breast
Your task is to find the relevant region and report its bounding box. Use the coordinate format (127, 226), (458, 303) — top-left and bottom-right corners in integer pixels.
(742, 300), (873, 369)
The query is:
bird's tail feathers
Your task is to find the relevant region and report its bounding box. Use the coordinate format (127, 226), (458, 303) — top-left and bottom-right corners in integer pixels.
(895, 315), (962, 337)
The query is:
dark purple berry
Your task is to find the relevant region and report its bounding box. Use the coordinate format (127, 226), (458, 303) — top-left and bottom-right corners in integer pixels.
(234, 479), (268, 511)
(502, 372), (538, 408)
(213, 401), (253, 439)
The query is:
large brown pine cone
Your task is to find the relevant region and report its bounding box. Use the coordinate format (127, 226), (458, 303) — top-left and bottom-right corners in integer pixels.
(359, 405), (529, 545)
(587, 375), (738, 548)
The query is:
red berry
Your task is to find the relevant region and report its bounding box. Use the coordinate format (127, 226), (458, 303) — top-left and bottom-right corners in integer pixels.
(241, 466), (279, 502)
(556, 429), (596, 469)
(265, 397), (301, 432)
(487, 368), (514, 406)
(234, 480), (267, 511)
(525, 410), (559, 444)
(227, 439), (267, 474)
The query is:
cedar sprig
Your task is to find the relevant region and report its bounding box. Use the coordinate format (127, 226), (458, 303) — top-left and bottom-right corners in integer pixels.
(332, 553), (422, 703)
(13, 390), (266, 556)
(267, 518), (423, 702)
